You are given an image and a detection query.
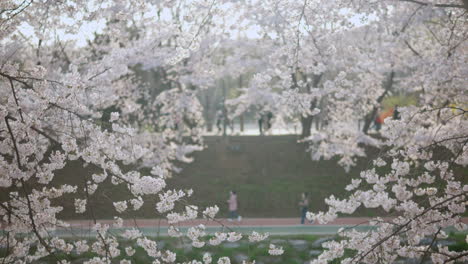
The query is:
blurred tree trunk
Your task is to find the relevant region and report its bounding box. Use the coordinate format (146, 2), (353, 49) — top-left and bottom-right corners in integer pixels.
(298, 72), (322, 138)
(314, 97), (324, 131)
(205, 93), (213, 132)
(239, 75), (244, 133)
(240, 115), (244, 132)
(222, 79), (227, 136)
(301, 115), (314, 138)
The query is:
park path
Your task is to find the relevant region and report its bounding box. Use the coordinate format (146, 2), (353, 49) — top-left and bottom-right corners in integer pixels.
(67, 217), (468, 228)
(1, 217), (458, 236)
(50, 217), (467, 236)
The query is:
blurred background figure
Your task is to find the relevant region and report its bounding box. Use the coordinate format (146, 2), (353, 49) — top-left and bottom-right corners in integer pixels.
(393, 105), (400, 120)
(299, 192), (309, 224)
(216, 110), (224, 134)
(227, 190), (242, 222)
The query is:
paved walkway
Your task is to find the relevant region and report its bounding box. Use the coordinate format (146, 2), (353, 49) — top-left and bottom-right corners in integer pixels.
(67, 217), (468, 228)
(67, 217), (392, 228)
(52, 217), (468, 237)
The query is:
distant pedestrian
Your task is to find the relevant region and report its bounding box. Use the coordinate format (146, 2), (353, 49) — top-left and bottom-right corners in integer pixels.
(298, 192), (309, 224)
(266, 112), (273, 131)
(227, 190), (242, 222)
(393, 105), (400, 120)
(228, 117), (235, 134)
(374, 115), (383, 131)
(216, 110), (223, 133)
(258, 114), (264, 135)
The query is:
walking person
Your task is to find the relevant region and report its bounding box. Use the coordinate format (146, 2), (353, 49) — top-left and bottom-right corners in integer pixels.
(298, 192), (309, 224)
(266, 112), (273, 131)
(374, 115), (383, 131)
(216, 110), (223, 134)
(227, 190), (242, 222)
(393, 105), (400, 120)
(258, 114), (264, 135)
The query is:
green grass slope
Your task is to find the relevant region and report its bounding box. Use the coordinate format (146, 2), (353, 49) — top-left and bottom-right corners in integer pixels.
(41, 135), (465, 219)
(170, 136), (382, 218)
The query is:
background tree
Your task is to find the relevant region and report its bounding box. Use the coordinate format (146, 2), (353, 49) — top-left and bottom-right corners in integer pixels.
(0, 0), (466, 263)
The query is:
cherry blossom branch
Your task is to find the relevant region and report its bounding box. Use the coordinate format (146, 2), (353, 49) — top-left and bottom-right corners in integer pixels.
(0, 0), (28, 15)
(185, 0), (216, 49)
(47, 102), (89, 121)
(401, 5), (424, 33)
(5, 115), (58, 146)
(0, 203), (27, 226)
(4, 117), (22, 170)
(422, 135), (468, 150)
(443, 251), (468, 263)
(0, 71), (33, 89)
(0, 0), (33, 25)
(55, 38), (72, 66)
(20, 180), (55, 255)
(293, 0), (308, 69)
(177, 199), (235, 232)
(399, 0), (465, 9)
(6, 71), (65, 86)
(352, 191), (467, 263)
(88, 68), (111, 81)
(0, 71), (97, 127)
(404, 40), (422, 58)
(7, 76), (24, 122)
(418, 227), (441, 264)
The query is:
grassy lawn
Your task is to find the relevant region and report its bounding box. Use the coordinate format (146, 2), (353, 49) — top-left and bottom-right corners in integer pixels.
(168, 136), (388, 218)
(30, 135), (466, 220)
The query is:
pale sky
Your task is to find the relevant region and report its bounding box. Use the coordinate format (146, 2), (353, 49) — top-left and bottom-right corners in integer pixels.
(16, 3), (373, 48)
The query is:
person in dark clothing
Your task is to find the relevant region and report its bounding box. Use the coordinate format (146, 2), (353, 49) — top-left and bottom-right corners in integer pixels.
(298, 192), (309, 224)
(258, 114), (264, 135)
(266, 112), (273, 130)
(393, 105), (400, 120)
(216, 110), (223, 133)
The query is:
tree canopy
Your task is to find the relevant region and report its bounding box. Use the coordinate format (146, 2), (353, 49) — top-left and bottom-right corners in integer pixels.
(0, 0), (467, 263)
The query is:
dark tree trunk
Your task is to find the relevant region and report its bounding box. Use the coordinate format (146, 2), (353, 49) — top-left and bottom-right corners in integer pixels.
(315, 106), (322, 131)
(238, 76), (244, 133)
(240, 114), (244, 132)
(362, 108), (379, 134)
(206, 122), (213, 132)
(299, 72), (322, 138)
(222, 79), (227, 136)
(204, 93), (213, 132)
(362, 71), (395, 134)
(301, 115), (314, 138)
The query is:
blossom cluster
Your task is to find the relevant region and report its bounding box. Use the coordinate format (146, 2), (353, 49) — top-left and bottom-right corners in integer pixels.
(1, 0), (467, 263)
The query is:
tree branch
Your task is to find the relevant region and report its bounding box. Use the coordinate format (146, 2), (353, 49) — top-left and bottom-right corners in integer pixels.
(352, 191), (467, 263)
(399, 0), (466, 9)
(4, 117), (22, 170)
(404, 40), (422, 58)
